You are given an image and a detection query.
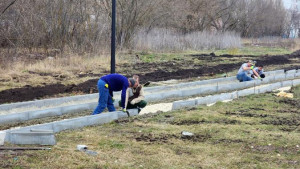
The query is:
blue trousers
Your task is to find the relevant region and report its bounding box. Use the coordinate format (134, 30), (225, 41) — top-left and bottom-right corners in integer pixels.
(92, 80), (115, 115)
(236, 72), (252, 82)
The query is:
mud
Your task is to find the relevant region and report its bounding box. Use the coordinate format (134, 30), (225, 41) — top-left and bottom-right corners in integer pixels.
(213, 138), (244, 144)
(135, 133), (173, 144)
(170, 119), (207, 125)
(180, 133), (211, 142)
(225, 111), (269, 118)
(279, 98), (300, 108)
(134, 132), (211, 143)
(170, 118), (241, 125)
(115, 112), (162, 124)
(0, 52), (296, 104)
(261, 117), (300, 126)
(279, 126), (298, 132)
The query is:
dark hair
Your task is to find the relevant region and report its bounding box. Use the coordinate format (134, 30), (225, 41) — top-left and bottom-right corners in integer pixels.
(256, 64), (263, 68)
(128, 78), (136, 87)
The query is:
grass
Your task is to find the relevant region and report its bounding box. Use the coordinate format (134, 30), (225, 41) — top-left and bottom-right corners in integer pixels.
(3, 90), (300, 169)
(291, 85), (300, 99)
(136, 45), (293, 64)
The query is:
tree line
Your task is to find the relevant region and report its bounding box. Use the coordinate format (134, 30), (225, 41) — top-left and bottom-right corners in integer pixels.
(0, 0), (291, 53)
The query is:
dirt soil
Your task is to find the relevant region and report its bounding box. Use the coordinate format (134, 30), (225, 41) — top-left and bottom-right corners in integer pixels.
(0, 51), (299, 104)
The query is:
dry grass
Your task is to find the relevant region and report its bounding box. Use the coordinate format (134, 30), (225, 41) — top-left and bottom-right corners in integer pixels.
(243, 37), (300, 50)
(0, 51), (133, 91)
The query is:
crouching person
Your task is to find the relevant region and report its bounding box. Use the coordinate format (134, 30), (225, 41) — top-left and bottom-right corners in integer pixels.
(119, 75), (147, 113)
(251, 64), (265, 79)
(236, 60), (259, 82)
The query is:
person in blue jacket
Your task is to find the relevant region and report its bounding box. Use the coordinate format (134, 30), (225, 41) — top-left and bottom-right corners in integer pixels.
(92, 74), (136, 115)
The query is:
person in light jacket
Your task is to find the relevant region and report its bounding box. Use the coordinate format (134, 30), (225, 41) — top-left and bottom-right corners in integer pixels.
(119, 75), (147, 113)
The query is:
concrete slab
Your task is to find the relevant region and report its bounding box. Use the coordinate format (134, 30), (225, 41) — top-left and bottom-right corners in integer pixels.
(29, 108), (61, 119)
(176, 82), (198, 88)
(282, 80), (293, 87)
(0, 94), (98, 112)
(237, 88), (255, 97)
(181, 88), (203, 97)
(254, 80), (263, 86)
(285, 73), (295, 80)
(257, 85), (272, 94)
(244, 81), (255, 88)
(265, 70), (284, 77)
(295, 72), (300, 78)
(9, 131), (56, 145)
(216, 93), (233, 102)
(274, 70), (285, 74)
(117, 109), (139, 118)
(198, 86), (218, 95)
(0, 112), (29, 125)
(261, 76), (274, 84)
(172, 100), (196, 110)
(52, 117), (89, 132)
(274, 74), (286, 81)
(145, 93), (163, 102)
(88, 102), (98, 109)
(196, 95), (216, 105)
(88, 112), (119, 125)
(268, 82), (282, 90)
(218, 83), (244, 92)
(231, 91), (238, 99)
(286, 69), (297, 74)
(195, 97), (208, 105)
(162, 90), (183, 98)
(61, 104), (90, 115)
(292, 79), (300, 86)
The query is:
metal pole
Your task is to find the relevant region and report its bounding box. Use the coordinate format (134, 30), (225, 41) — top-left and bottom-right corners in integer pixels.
(111, 0), (116, 74)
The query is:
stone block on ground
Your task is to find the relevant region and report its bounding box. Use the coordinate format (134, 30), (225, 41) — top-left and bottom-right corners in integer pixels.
(274, 74), (286, 81)
(52, 117), (89, 133)
(282, 81), (293, 87)
(9, 130), (56, 145)
(29, 108), (61, 119)
(237, 88), (255, 97)
(61, 104), (90, 115)
(88, 112), (119, 125)
(172, 100), (196, 110)
(0, 112), (29, 125)
(292, 79), (300, 86)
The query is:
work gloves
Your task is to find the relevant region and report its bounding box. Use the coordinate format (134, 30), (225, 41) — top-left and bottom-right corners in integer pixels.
(250, 66), (254, 70)
(122, 108), (130, 117)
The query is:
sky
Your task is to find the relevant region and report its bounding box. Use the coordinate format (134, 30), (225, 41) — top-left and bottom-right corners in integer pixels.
(283, 0), (292, 9)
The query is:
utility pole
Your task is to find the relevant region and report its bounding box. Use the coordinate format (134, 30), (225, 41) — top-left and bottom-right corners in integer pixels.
(111, 0), (116, 74)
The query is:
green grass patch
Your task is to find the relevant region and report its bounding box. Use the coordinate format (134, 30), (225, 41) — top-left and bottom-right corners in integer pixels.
(204, 46), (292, 56)
(291, 85), (300, 99)
(137, 46), (292, 63)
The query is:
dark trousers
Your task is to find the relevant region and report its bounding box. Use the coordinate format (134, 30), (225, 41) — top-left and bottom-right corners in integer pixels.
(119, 100), (147, 109)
